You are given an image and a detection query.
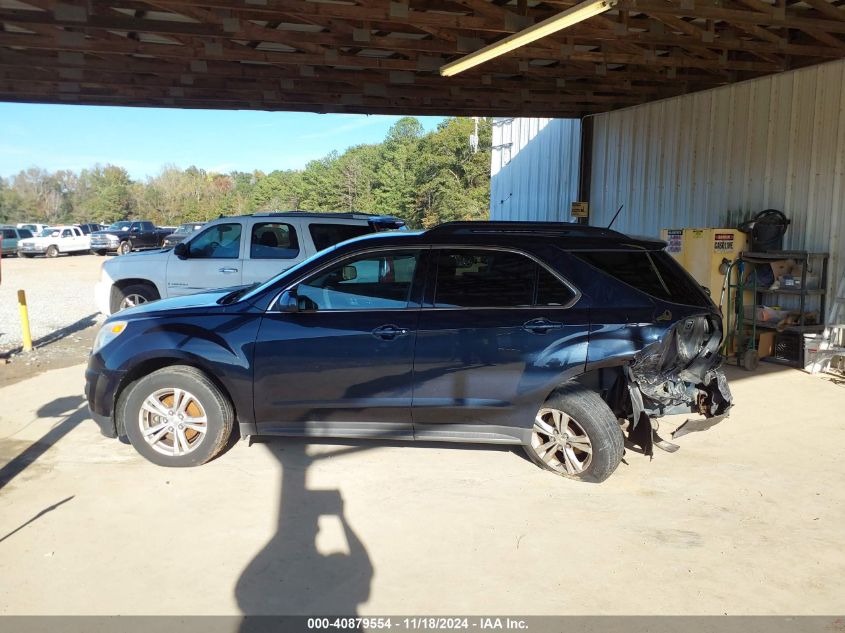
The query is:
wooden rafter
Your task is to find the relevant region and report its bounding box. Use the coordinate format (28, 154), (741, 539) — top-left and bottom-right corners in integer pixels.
(0, 0), (844, 115)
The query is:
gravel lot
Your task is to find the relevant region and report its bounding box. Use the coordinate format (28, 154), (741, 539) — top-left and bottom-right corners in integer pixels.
(0, 253), (104, 353)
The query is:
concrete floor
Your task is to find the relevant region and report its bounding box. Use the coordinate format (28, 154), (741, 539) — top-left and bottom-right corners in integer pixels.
(0, 362), (843, 616)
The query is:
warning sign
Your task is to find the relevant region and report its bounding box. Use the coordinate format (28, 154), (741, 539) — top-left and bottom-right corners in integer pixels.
(571, 201), (589, 218)
(666, 229), (683, 253)
(714, 232), (735, 251)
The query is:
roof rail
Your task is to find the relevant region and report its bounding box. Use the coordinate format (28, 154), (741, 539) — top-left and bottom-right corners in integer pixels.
(252, 210), (392, 220)
(425, 221), (622, 238)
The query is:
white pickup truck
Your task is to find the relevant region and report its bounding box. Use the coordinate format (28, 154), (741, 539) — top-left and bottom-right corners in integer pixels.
(17, 225), (91, 258)
(95, 211), (405, 314)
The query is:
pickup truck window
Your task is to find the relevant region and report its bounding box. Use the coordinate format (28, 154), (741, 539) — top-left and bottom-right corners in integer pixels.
(188, 223), (242, 259)
(250, 222), (299, 260)
(139, 221), (155, 231)
(62, 229), (73, 238)
(309, 223), (373, 251)
(19, 229), (33, 238)
(108, 222), (132, 231)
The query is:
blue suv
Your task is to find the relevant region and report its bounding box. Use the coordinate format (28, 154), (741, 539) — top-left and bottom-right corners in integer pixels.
(85, 222), (732, 482)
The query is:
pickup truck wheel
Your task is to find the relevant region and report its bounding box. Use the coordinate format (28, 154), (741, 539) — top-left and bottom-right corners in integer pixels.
(111, 283), (159, 313)
(118, 241), (132, 255)
(45, 245), (59, 258)
(92, 249), (107, 256)
(118, 366), (234, 467)
(524, 384), (624, 483)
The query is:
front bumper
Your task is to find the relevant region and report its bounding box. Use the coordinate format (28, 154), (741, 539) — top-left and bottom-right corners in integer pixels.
(90, 237), (119, 251)
(17, 244), (46, 254)
(94, 278), (112, 315)
(84, 363), (125, 438)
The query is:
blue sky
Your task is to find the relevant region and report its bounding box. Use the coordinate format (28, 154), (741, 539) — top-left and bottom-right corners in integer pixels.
(0, 103), (444, 180)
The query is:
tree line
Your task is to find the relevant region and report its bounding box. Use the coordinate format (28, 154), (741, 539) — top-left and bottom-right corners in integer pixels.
(0, 116), (492, 230)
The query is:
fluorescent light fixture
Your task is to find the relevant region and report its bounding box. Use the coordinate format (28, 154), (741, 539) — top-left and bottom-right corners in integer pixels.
(439, 0), (617, 77)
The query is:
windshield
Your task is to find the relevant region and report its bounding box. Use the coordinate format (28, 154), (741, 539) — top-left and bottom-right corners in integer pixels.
(174, 223), (197, 235)
(40, 228), (61, 237)
(107, 221), (132, 231)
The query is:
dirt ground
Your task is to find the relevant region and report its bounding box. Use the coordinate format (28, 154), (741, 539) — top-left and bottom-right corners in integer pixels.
(1, 253), (103, 387)
(0, 360), (843, 616)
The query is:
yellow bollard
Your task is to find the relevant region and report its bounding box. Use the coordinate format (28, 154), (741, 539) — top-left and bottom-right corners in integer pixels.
(17, 290), (33, 352)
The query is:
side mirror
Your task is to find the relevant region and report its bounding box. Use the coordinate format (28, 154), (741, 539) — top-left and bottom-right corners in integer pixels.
(174, 242), (189, 259)
(277, 289), (299, 313)
(341, 265), (357, 281)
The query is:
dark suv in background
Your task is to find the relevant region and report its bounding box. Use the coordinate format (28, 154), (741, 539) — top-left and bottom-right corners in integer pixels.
(85, 222), (732, 482)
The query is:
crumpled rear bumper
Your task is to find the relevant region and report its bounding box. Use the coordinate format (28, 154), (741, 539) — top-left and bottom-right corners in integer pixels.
(622, 315), (733, 452)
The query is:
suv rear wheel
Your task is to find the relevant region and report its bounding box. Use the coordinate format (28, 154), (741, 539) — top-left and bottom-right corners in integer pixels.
(111, 283), (159, 313)
(118, 366), (233, 467)
(525, 384), (624, 483)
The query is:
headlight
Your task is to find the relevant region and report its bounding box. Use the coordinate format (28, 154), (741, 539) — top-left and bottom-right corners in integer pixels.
(92, 321), (128, 354)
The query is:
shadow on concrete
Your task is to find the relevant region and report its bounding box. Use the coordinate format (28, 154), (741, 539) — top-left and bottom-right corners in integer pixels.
(235, 439), (374, 621)
(235, 436), (521, 623)
(0, 495), (74, 544)
(0, 396), (87, 491)
(0, 313), (99, 359)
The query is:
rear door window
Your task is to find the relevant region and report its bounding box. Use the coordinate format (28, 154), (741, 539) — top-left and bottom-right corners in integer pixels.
(309, 223), (373, 252)
(574, 250), (710, 307)
(250, 222), (300, 259)
(433, 249), (576, 309)
(3, 229), (15, 239)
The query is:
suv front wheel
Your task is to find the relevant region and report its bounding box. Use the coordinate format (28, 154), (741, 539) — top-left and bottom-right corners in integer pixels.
(118, 366), (234, 467)
(525, 384), (624, 483)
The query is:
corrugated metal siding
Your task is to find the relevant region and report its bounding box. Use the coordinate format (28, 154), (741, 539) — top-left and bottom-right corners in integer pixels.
(590, 59), (845, 301)
(490, 117), (581, 221)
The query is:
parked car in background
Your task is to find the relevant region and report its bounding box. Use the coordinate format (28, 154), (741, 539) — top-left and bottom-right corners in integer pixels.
(1, 225), (34, 256)
(162, 222), (205, 249)
(17, 225), (91, 258)
(95, 211), (405, 314)
(90, 220), (172, 256)
(76, 223), (104, 235)
(85, 221), (732, 481)
(17, 222), (50, 234)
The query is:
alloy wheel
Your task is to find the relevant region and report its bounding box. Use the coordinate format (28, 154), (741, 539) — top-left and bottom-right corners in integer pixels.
(531, 407), (593, 476)
(119, 294), (148, 310)
(138, 387), (208, 456)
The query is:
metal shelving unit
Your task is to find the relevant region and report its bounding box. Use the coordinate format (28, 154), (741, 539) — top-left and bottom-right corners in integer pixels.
(724, 251), (829, 369)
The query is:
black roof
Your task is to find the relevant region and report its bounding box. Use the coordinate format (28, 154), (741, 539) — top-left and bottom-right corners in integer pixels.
(335, 221), (667, 251)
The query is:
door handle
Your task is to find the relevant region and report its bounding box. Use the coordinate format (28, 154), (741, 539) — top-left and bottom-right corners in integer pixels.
(372, 324), (409, 340)
(523, 318), (563, 334)
(219, 267), (239, 274)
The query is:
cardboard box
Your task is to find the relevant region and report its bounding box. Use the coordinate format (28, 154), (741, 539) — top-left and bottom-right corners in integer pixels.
(758, 332), (775, 359)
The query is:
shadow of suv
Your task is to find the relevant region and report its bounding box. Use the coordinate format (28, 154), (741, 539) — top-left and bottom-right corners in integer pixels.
(85, 221), (732, 482)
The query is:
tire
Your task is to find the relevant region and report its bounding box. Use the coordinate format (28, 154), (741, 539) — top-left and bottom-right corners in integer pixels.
(45, 245), (59, 258)
(110, 282), (159, 313)
(118, 241), (132, 255)
(524, 384), (625, 483)
(92, 249), (107, 256)
(742, 349), (760, 371)
(118, 365), (234, 467)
